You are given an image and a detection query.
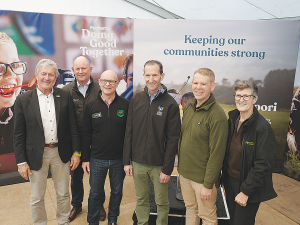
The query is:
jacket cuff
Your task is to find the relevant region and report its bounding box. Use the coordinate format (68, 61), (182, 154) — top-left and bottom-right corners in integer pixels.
(162, 166), (173, 176)
(203, 181), (214, 189)
(240, 184), (252, 197)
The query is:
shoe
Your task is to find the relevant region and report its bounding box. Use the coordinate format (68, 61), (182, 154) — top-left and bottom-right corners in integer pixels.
(100, 207), (106, 221)
(69, 207), (82, 222)
(108, 223), (117, 225)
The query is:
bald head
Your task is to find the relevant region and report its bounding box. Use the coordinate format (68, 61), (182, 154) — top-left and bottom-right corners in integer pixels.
(73, 56), (90, 67)
(99, 70), (118, 98)
(72, 56), (92, 86)
(100, 70), (118, 81)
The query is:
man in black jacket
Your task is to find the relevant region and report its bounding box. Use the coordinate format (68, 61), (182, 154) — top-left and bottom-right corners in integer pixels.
(123, 60), (181, 225)
(82, 70), (129, 225)
(62, 56), (104, 222)
(14, 59), (81, 225)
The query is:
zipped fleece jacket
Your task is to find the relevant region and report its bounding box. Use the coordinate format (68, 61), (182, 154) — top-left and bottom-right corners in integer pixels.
(178, 94), (228, 189)
(63, 76), (100, 134)
(82, 93), (129, 161)
(222, 107), (277, 203)
(123, 85), (181, 175)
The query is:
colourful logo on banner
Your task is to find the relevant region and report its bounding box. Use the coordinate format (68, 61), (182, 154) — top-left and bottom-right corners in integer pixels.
(113, 20), (128, 38)
(117, 110), (125, 117)
(72, 17), (90, 38)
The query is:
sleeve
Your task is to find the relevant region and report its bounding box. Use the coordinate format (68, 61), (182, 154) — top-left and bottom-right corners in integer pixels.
(81, 102), (93, 162)
(13, 97), (27, 164)
(162, 102), (181, 175)
(240, 125), (276, 196)
(68, 92), (81, 153)
(204, 111), (228, 189)
(123, 99), (134, 165)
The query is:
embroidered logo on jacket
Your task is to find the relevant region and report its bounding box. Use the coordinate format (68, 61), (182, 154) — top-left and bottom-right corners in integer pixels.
(157, 106), (164, 116)
(92, 112), (102, 118)
(117, 110), (125, 117)
(246, 141), (254, 145)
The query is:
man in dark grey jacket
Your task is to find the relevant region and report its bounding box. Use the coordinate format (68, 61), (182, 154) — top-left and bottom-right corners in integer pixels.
(123, 60), (181, 225)
(62, 56), (104, 222)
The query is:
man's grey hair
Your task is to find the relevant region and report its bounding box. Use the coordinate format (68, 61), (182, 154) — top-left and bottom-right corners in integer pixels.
(35, 59), (58, 78)
(234, 80), (258, 97)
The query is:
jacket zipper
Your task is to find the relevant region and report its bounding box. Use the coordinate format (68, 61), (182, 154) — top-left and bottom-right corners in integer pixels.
(143, 100), (152, 163)
(240, 133), (246, 184)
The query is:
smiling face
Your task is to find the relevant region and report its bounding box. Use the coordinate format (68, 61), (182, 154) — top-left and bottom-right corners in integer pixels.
(0, 42), (23, 109)
(192, 73), (215, 107)
(72, 56), (92, 86)
(99, 70), (118, 98)
(235, 88), (257, 114)
(36, 66), (57, 95)
(143, 63), (165, 96)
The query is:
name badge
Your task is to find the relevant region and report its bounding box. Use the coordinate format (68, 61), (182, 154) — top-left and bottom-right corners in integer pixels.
(92, 112), (102, 118)
(156, 106), (164, 116)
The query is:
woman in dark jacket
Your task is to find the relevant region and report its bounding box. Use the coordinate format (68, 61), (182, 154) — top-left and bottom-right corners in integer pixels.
(222, 80), (277, 225)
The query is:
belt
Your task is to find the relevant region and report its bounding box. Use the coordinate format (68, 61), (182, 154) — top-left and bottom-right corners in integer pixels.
(45, 143), (58, 148)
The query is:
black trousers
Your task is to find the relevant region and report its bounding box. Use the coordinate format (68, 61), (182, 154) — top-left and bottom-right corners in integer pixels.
(224, 176), (260, 225)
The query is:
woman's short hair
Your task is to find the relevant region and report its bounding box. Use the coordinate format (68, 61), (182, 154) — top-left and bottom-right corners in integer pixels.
(234, 80), (258, 97)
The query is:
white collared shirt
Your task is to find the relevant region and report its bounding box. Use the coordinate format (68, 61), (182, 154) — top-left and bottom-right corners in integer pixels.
(77, 79), (91, 97)
(17, 88), (58, 166)
(37, 88), (58, 144)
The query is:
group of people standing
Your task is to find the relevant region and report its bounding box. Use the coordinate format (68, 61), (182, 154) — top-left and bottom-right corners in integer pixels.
(1, 31), (277, 225)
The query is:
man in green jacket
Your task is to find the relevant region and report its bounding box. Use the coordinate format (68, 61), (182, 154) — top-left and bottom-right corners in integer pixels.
(178, 68), (228, 225)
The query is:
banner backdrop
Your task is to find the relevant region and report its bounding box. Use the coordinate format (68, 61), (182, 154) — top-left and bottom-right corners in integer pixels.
(133, 19), (300, 174)
(0, 10), (133, 186)
(0, 10), (300, 186)
(285, 42), (300, 181)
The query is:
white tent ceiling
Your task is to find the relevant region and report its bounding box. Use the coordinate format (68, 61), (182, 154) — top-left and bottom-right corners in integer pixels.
(0, 0), (299, 20)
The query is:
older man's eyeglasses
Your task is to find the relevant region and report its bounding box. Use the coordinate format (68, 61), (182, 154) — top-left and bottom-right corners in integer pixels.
(99, 79), (117, 85)
(234, 94), (255, 101)
(0, 62), (27, 76)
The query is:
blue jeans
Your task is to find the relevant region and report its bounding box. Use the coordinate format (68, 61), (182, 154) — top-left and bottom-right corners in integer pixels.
(71, 161), (105, 209)
(88, 157), (125, 224)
